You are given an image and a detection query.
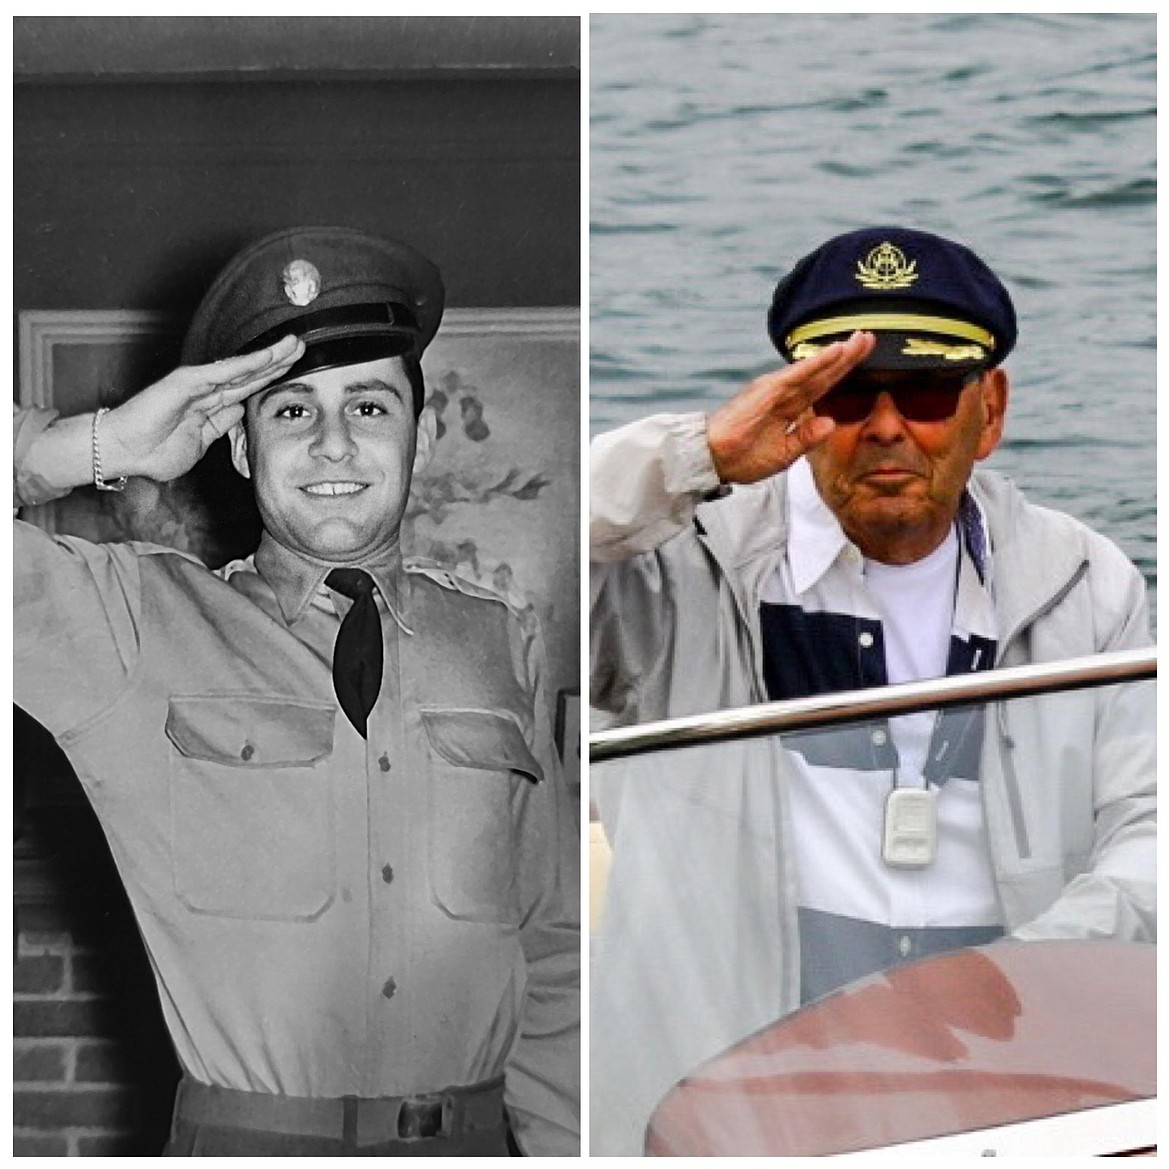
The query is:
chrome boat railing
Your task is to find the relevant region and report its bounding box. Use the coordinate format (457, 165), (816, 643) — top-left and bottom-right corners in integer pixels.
(589, 647), (1157, 763)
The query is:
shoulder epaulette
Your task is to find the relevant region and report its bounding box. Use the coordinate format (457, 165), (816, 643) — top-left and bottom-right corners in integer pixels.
(132, 541), (213, 570)
(404, 556), (524, 613)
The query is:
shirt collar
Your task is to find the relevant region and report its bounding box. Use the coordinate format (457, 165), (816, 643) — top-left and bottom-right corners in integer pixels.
(253, 531), (406, 626)
(786, 456), (993, 593)
(787, 457), (853, 594)
(956, 489), (991, 584)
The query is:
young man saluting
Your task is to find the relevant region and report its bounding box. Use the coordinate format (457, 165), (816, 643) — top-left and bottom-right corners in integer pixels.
(15, 226), (580, 1157)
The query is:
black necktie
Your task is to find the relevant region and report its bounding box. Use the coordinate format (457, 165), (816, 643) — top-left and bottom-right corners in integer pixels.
(326, 568), (383, 739)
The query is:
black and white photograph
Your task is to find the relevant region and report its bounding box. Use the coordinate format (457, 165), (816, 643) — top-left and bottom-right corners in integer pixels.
(12, 16), (580, 1158)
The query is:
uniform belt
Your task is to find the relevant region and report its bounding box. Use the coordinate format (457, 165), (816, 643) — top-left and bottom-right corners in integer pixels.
(173, 1073), (507, 1145)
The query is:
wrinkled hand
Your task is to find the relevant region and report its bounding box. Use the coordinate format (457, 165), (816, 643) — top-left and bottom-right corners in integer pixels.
(101, 336), (305, 482)
(706, 331), (875, 483)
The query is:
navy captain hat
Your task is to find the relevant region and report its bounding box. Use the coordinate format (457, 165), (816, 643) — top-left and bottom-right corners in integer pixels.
(767, 226), (1017, 371)
(182, 226), (445, 412)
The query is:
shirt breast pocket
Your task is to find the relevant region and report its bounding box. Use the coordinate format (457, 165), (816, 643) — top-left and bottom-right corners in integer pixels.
(165, 695), (336, 922)
(420, 707), (544, 925)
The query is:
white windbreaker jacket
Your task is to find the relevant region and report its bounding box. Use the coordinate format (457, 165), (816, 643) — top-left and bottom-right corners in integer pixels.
(588, 412), (1155, 1156)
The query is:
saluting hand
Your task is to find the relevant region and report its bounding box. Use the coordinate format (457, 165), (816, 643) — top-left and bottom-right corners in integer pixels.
(706, 331), (875, 484)
(100, 336), (305, 483)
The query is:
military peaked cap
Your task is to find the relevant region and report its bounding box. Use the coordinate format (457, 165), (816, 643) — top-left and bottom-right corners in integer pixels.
(767, 226), (1017, 370)
(182, 226), (445, 400)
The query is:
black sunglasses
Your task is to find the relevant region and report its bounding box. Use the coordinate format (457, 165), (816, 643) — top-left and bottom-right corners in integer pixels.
(812, 369), (982, 425)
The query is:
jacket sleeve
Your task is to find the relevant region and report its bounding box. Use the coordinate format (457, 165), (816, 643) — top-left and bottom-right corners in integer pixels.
(503, 612), (581, 1156)
(14, 409), (145, 737)
(590, 413), (720, 724)
(590, 411), (720, 565)
(1010, 541), (1156, 943)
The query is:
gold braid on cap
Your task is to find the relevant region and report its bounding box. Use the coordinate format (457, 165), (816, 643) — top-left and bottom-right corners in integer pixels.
(786, 312), (994, 352)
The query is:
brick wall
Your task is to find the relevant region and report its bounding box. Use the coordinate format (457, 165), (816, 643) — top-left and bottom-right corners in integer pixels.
(14, 710), (179, 1158)
(14, 898), (180, 1158)
(16, 933), (132, 1156)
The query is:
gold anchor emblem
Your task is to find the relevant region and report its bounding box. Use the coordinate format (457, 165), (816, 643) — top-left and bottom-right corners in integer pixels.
(856, 242), (919, 290)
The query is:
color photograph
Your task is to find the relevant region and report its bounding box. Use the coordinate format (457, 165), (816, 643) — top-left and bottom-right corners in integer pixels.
(588, 12), (1157, 1158)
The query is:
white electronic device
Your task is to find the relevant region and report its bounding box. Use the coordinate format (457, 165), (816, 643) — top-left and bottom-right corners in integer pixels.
(881, 787), (938, 868)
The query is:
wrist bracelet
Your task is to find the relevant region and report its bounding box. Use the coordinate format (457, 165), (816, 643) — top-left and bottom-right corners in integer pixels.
(92, 407), (127, 493)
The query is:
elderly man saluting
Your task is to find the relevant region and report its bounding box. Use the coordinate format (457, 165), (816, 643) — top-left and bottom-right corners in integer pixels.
(14, 227), (579, 1157)
(589, 226), (1154, 1155)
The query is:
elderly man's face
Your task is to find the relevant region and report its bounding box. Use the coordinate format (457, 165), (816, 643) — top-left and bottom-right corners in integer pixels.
(230, 356), (433, 563)
(805, 367), (1007, 564)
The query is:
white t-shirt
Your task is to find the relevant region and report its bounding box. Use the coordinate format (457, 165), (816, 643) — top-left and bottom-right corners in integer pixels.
(864, 527), (957, 783)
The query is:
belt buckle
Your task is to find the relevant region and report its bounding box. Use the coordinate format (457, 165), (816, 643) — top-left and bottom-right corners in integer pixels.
(398, 1094), (446, 1141)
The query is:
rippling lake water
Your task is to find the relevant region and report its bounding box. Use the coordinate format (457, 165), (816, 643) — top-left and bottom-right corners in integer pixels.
(590, 13), (1157, 621)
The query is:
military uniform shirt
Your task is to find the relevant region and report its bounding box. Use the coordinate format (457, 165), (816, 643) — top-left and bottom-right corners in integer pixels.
(12, 409), (580, 1156)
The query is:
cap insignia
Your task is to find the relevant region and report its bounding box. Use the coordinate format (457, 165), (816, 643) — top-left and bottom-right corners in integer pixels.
(281, 259), (321, 307)
(856, 242), (918, 291)
(903, 338), (987, 361)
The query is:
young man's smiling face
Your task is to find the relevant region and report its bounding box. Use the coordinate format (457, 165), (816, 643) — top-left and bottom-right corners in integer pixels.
(230, 355), (433, 563)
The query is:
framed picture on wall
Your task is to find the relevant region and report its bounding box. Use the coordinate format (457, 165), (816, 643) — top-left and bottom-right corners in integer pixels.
(416, 307), (580, 699)
(18, 309), (186, 539)
(19, 309), (185, 415)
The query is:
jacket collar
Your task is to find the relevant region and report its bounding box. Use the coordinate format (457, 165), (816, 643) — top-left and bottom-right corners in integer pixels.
(967, 469), (1090, 648)
(253, 531), (405, 626)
